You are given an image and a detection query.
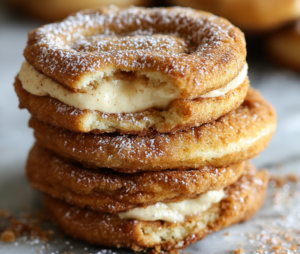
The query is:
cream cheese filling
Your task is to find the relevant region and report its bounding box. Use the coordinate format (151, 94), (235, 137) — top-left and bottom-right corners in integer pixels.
(19, 61), (247, 114)
(118, 189), (224, 222)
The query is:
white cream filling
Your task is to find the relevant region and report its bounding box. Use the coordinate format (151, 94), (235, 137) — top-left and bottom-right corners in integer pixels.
(118, 189), (224, 222)
(19, 61), (247, 114)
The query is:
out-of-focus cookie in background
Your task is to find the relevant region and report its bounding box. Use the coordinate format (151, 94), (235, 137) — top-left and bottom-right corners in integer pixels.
(168, 0), (300, 72)
(266, 21), (300, 71)
(168, 0), (300, 32)
(3, 0), (153, 22)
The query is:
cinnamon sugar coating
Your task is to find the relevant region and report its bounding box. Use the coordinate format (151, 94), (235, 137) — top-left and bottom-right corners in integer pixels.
(170, 0), (300, 32)
(15, 77), (249, 135)
(26, 143), (244, 213)
(23, 6), (246, 98)
(30, 88), (276, 173)
(43, 163), (268, 253)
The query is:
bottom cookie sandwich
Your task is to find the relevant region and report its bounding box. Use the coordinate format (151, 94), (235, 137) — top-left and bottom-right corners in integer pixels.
(43, 163), (268, 253)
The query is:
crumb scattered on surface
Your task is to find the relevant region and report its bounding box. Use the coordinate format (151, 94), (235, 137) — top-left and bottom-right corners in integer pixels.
(233, 248), (245, 254)
(269, 173), (298, 188)
(269, 175), (285, 188)
(0, 210), (51, 243)
(234, 172), (300, 254)
(224, 232), (230, 236)
(290, 244), (298, 251)
(1, 229), (15, 242)
(287, 173), (298, 183)
(271, 245), (282, 251)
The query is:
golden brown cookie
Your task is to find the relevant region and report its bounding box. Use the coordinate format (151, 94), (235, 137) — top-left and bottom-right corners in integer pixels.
(26, 143), (245, 213)
(43, 163), (268, 253)
(30, 88), (276, 173)
(15, 75), (249, 135)
(24, 6), (246, 96)
(266, 21), (300, 71)
(169, 0), (300, 32)
(17, 6), (247, 135)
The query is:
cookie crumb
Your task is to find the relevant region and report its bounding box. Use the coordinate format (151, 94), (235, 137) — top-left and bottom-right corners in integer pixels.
(271, 245), (282, 250)
(287, 173), (298, 183)
(0, 209), (52, 243)
(269, 176), (285, 187)
(233, 172), (300, 254)
(233, 248), (245, 254)
(290, 244), (298, 251)
(270, 173), (298, 188)
(224, 231), (230, 236)
(1, 230), (15, 242)
(285, 234), (293, 242)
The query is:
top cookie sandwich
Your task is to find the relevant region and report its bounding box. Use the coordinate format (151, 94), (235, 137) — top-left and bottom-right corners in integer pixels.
(16, 6), (247, 135)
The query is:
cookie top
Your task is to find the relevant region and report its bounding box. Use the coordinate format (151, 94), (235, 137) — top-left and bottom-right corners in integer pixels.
(24, 6), (246, 98)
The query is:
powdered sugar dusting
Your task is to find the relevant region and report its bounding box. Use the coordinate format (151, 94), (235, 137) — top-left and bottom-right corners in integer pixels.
(25, 6), (244, 92)
(71, 35), (189, 54)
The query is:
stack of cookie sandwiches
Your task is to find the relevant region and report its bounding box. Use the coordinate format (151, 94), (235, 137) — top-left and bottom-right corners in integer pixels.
(14, 6), (277, 253)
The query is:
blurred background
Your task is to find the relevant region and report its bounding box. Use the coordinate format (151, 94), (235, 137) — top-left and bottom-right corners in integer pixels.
(0, 0), (300, 253)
